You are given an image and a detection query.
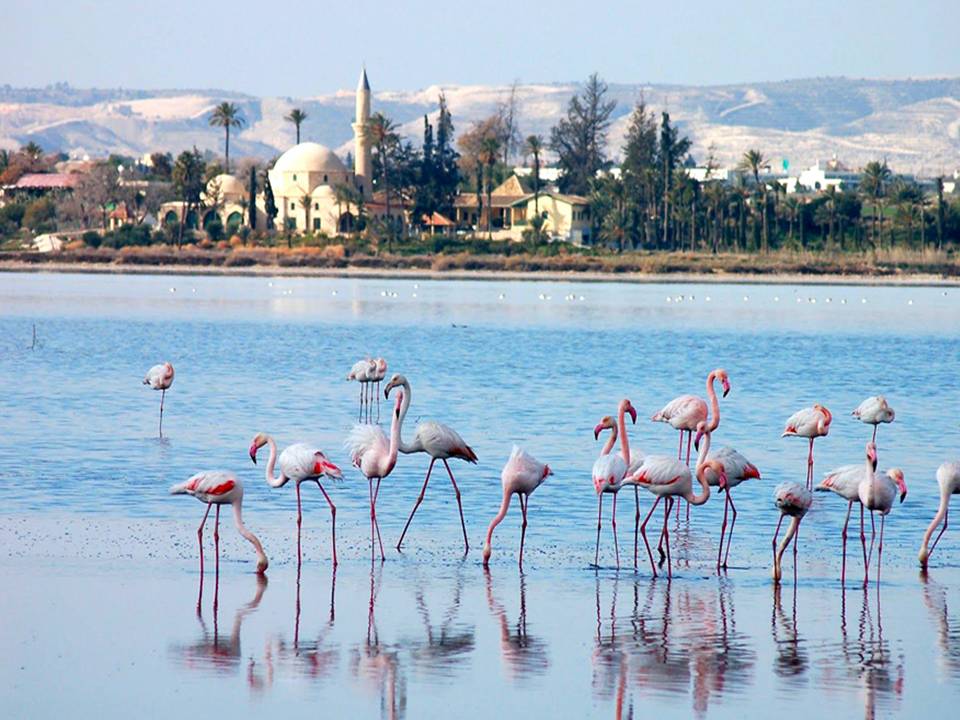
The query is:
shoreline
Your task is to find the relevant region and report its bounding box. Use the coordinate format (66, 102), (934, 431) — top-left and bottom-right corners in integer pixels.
(2, 258), (959, 287)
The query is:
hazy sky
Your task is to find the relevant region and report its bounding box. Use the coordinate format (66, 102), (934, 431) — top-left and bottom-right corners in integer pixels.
(4, 1), (956, 95)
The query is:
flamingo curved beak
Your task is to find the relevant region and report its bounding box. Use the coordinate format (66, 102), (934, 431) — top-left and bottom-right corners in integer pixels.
(694, 428), (705, 451)
(593, 423), (604, 440)
(722, 379), (730, 398)
(719, 470), (728, 490)
(627, 405), (637, 424)
(249, 444), (258, 464)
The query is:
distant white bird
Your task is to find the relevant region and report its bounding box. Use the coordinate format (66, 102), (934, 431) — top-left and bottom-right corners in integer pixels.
(249, 433), (343, 566)
(384, 374), (477, 552)
(143, 361), (175, 438)
(852, 395), (895, 442)
(347, 357), (387, 423)
(482, 445), (553, 569)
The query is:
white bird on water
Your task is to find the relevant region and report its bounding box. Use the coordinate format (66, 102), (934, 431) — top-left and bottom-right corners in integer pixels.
(143, 361), (175, 438)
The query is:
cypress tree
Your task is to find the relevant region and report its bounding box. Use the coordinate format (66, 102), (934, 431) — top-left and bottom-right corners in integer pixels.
(248, 165), (258, 230)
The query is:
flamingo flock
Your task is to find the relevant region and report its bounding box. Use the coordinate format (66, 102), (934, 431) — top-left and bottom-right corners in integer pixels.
(151, 355), (957, 595)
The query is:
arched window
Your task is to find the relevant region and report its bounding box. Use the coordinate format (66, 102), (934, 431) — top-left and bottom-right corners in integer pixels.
(292, 174), (297, 181)
(323, 174), (328, 183)
(313, 218), (321, 230)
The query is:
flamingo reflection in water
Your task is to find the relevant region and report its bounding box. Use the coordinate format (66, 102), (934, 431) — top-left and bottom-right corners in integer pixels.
(483, 568), (550, 681)
(406, 568), (475, 676)
(350, 564), (406, 720)
(920, 572), (960, 681)
(172, 574), (268, 683)
(592, 575), (630, 720)
(771, 582), (808, 688)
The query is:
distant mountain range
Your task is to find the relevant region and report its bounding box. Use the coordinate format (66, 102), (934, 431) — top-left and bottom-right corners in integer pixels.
(1, 77), (958, 174)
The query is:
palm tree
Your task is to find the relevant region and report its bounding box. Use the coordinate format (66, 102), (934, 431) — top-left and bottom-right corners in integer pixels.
(333, 182), (360, 234)
(860, 160), (891, 249)
(738, 149), (768, 252)
(285, 108), (308, 144)
(478, 136), (501, 239)
(524, 135), (544, 218)
(209, 102), (245, 173)
(22, 141), (43, 160)
(366, 112), (399, 248)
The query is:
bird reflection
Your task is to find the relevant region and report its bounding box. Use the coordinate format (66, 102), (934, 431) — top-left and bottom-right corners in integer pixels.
(920, 571), (960, 680)
(629, 579), (690, 696)
(350, 563), (406, 720)
(483, 568), (550, 680)
(403, 567), (475, 676)
(771, 582), (808, 685)
(173, 573), (267, 678)
(593, 575), (631, 719)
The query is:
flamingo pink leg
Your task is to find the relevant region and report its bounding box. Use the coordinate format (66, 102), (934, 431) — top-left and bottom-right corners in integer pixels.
(722, 491), (738, 569)
(806, 438), (815, 490)
(296, 481), (303, 567)
(196, 503), (212, 609)
(368, 478), (377, 562)
(213, 504), (221, 611)
(865, 510), (877, 587)
(859, 504), (868, 582)
(611, 492), (620, 570)
(373, 478), (384, 560)
(357, 385), (363, 423)
(771, 514), (785, 569)
(519, 493), (528, 571)
(442, 459), (470, 551)
(717, 489), (730, 572)
(662, 498), (673, 579)
(640, 496), (661, 577)
(929, 507), (950, 556)
(633, 486), (641, 570)
(397, 458), (435, 550)
(316, 480), (338, 567)
(159, 388), (166, 438)
(840, 500), (852, 586)
(376, 381), (381, 423)
(677, 430), (683, 460)
(594, 494), (603, 567)
(872, 425), (878, 443)
(793, 520), (800, 584)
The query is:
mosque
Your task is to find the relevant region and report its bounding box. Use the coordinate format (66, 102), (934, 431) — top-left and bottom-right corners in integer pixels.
(160, 68), (397, 235)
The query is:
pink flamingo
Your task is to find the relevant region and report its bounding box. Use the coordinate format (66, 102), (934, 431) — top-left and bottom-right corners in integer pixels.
(371, 358), (387, 421)
(856, 442), (907, 586)
(626, 434), (724, 578)
(345, 390), (403, 561)
(919, 461), (960, 568)
(852, 395), (895, 443)
(248, 434), (343, 566)
(384, 374), (476, 552)
(694, 424), (761, 571)
(591, 399), (639, 569)
(482, 446), (553, 569)
(143, 361), (175, 437)
(782, 403), (832, 490)
(652, 368), (730, 466)
(771, 481), (812, 584)
(347, 358), (382, 423)
(818, 449), (906, 585)
(170, 471), (268, 606)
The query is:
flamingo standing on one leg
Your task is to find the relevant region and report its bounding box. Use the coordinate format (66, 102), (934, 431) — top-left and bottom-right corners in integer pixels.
(482, 446), (553, 570)
(818, 453), (905, 585)
(248, 434), (343, 566)
(170, 471), (268, 607)
(919, 461), (960, 568)
(347, 358), (376, 423)
(771, 481), (812, 585)
(384, 374), (476, 553)
(143, 361), (175, 438)
(346, 390), (404, 562)
(625, 435), (724, 578)
(591, 400), (639, 569)
(694, 425), (761, 571)
(856, 442), (907, 587)
(782, 403), (832, 490)
(852, 395), (895, 443)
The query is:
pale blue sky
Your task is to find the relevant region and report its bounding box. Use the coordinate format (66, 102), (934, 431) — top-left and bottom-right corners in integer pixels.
(4, 1), (956, 94)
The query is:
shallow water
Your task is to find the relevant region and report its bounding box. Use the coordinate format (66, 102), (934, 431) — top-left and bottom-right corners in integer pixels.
(1, 272), (959, 717)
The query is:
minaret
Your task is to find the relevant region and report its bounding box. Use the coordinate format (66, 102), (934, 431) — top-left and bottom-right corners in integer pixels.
(352, 67), (372, 198)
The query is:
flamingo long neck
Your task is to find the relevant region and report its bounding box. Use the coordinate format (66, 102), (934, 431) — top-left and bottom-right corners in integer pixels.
(385, 399), (402, 473)
(706, 372), (721, 432)
(394, 379), (416, 454)
(232, 500), (268, 572)
(688, 430), (712, 505)
(616, 402), (631, 464)
(482, 489), (513, 563)
(774, 516), (801, 579)
(919, 490), (951, 564)
(601, 425), (618, 456)
(264, 436), (285, 488)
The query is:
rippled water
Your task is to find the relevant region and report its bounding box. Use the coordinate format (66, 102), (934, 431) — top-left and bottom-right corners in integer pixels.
(1, 271), (958, 717)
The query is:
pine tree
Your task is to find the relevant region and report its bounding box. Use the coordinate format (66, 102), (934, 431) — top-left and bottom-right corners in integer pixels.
(550, 73), (616, 195)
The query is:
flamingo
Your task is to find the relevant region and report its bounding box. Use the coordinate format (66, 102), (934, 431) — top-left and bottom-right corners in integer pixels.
(652, 368), (730, 466)
(625, 432), (724, 578)
(782, 403), (832, 490)
(771, 481), (812, 584)
(854, 442), (907, 586)
(248, 434), (343, 566)
(371, 358), (388, 421)
(345, 389), (404, 561)
(347, 358), (377, 423)
(384, 374), (476, 552)
(852, 395), (895, 443)
(482, 446), (553, 569)
(918, 461), (960, 568)
(591, 399), (639, 569)
(818, 450), (906, 585)
(170, 471), (268, 607)
(694, 425), (762, 571)
(143, 361), (175, 438)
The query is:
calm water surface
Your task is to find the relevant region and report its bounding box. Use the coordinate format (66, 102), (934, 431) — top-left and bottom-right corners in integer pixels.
(1, 272), (958, 718)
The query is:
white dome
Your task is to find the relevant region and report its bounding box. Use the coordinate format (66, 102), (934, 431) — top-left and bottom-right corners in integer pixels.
(311, 184), (337, 199)
(273, 142), (347, 174)
(207, 173), (245, 198)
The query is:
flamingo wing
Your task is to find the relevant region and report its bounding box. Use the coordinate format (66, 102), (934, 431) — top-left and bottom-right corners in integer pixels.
(144, 363), (173, 389)
(592, 452), (627, 493)
(653, 395), (707, 430)
(709, 446), (759, 487)
(630, 455), (689, 490)
(774, 482), (812, 514)
(344, 424), (388, 467)
(505, 445), (549, 487)
(415, 421), (478, 462)
(817, 464), (863, 500)
(170, 470), (239, 501)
